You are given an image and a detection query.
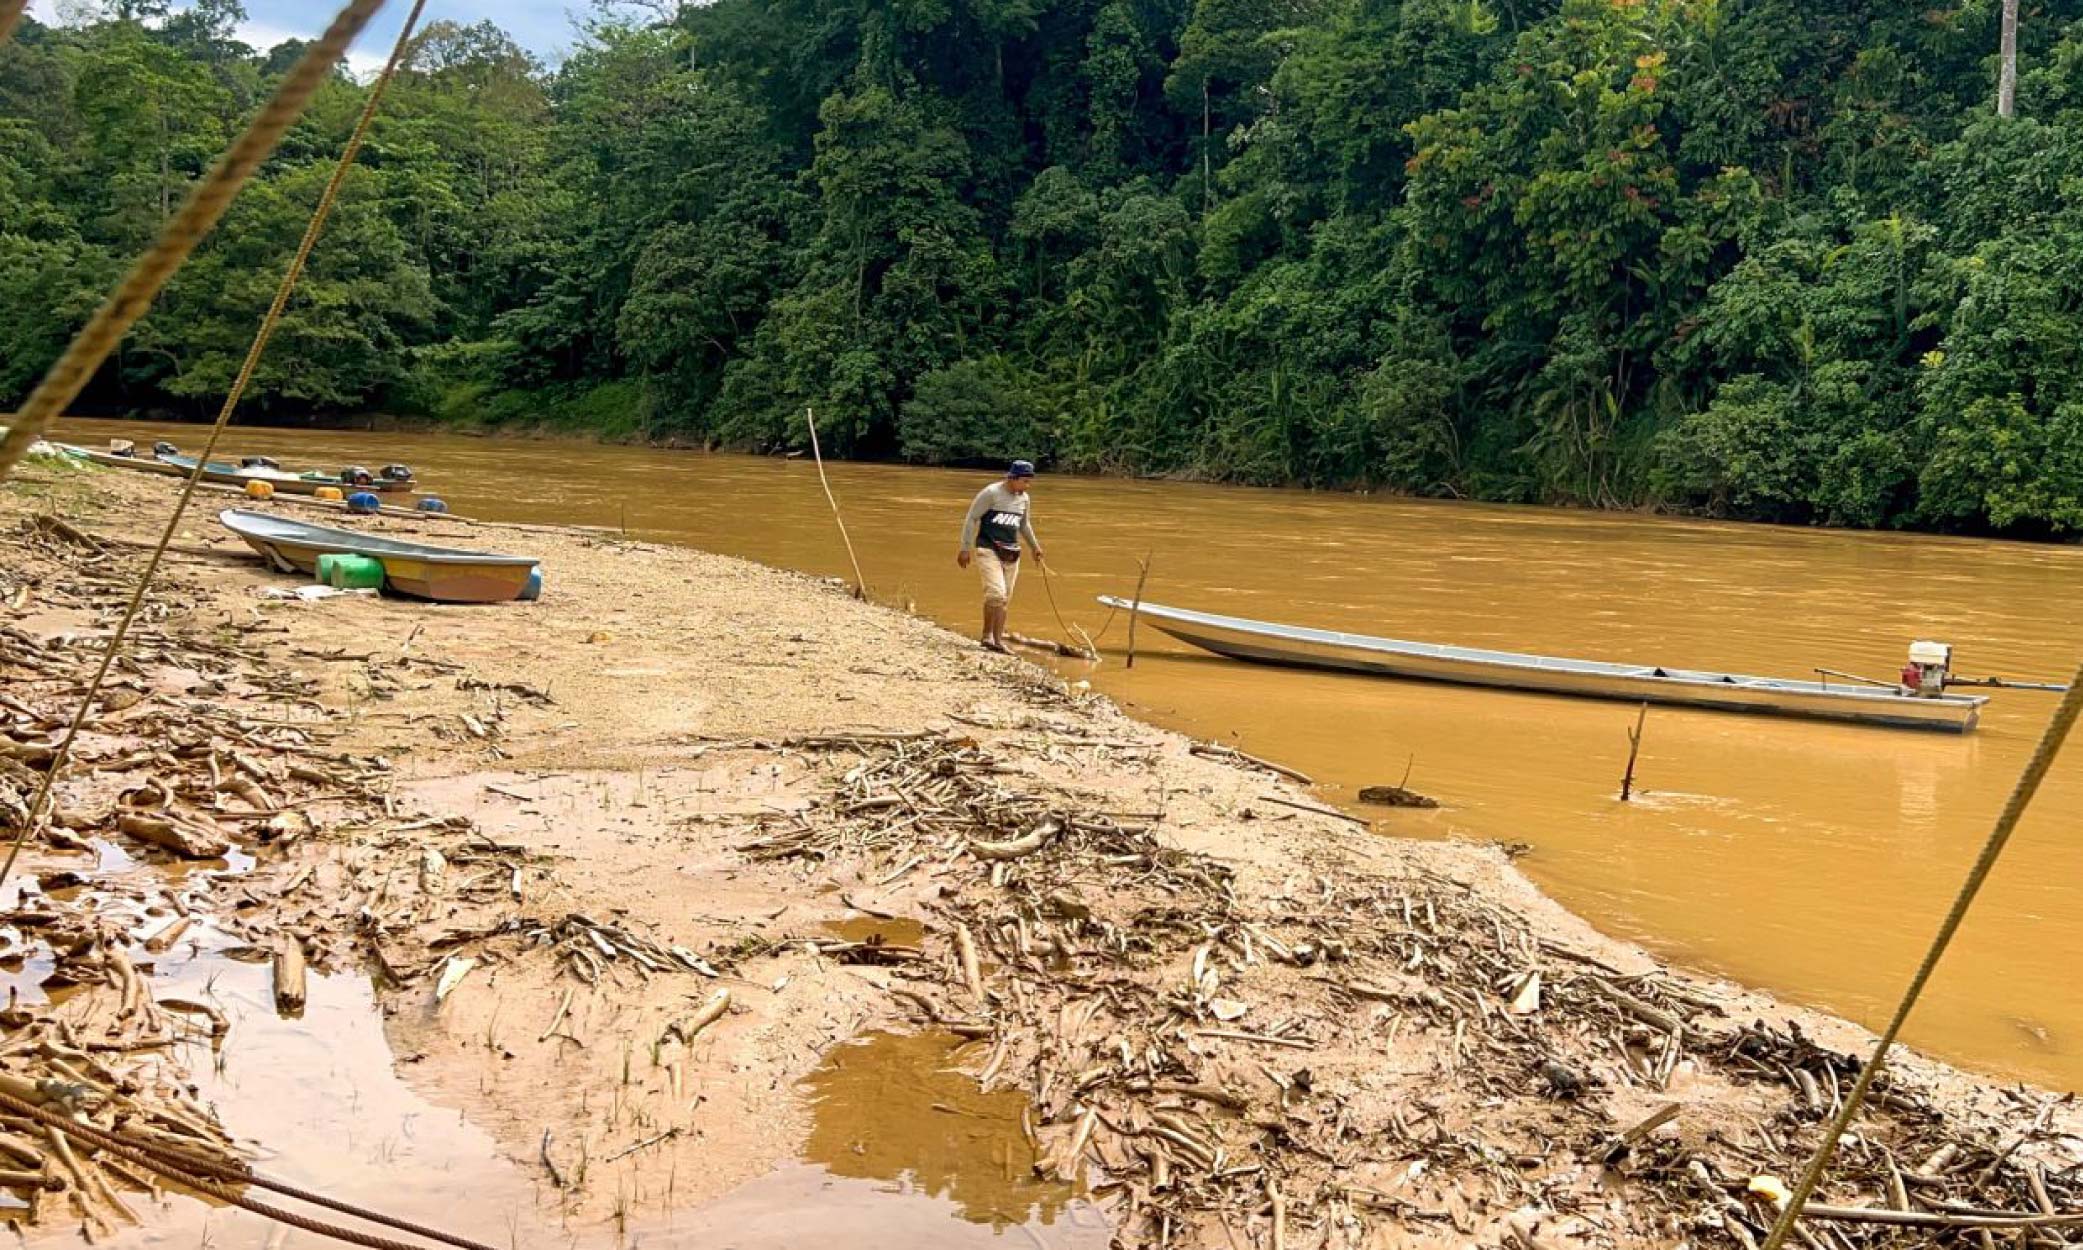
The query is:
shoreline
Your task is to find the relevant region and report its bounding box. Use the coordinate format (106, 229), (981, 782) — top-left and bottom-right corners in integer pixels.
(47, 411), (2083, 556)
(1, 461), (2077, 1247)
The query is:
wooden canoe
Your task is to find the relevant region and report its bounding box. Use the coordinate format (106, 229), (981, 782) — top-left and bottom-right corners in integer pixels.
(219, 509), (537, 604)
(1097, 597), (1985, 733)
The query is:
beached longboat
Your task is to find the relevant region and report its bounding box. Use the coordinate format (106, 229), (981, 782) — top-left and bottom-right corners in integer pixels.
(54, 443), (418, 494)
(1097, 597), (1986, 732)
(158, 452), (418, 494)
(52, 442), (189, 479)
(219, 508), (537, 603)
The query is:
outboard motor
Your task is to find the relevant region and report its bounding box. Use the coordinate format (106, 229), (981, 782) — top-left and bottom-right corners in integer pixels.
(239, 455), (282, 470)
(340, 465), (375, 486)
(1901, 640), (1953, 698)
(380, 463), (413, 482)
(108, 439), (137, 457)
(152, 441), (179, 458)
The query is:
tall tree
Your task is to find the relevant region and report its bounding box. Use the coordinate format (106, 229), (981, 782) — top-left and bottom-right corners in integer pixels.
(1998, 0), (2020, 116)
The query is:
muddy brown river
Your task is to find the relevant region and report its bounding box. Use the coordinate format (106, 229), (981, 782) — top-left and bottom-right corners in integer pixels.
(56, 418), (2083, 1095)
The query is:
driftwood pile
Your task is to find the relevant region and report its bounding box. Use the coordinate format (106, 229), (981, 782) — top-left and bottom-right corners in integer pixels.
(0, 512), (453, 1230)
(735, 732), (2081, 1249)
(2, 510), (395, 863)
(0, 893), (249, 1233)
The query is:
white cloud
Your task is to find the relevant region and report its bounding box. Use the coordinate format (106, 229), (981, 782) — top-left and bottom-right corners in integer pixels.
(235, 18), (390, 80)
(19, 4), (393, 80)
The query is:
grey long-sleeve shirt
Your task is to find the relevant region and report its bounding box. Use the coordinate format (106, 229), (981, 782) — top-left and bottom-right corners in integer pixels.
(959, 481), (1039, 555)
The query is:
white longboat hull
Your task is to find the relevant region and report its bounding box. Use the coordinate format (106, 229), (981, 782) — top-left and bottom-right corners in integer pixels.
(1098, 598), (1984, 733)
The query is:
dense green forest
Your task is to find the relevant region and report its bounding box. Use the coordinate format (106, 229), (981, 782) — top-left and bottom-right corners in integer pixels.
(6, 0), (2083, 532)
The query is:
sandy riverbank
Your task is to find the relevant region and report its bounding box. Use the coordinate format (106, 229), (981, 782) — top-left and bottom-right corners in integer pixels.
(1, 461), (2078, 1249)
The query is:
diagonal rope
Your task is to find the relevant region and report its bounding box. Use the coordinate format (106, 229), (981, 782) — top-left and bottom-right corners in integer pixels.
(0, 1088), (498, 1250)
(0, 0), (429, 895)
(0, 0), (25, 50)
(0, 0), (387, 483)
(0, 1083), (495, 1250)
(1760, 663), (2083, 1250)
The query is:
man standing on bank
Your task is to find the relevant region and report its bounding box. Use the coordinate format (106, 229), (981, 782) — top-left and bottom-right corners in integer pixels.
(957, 460), (1046, 653)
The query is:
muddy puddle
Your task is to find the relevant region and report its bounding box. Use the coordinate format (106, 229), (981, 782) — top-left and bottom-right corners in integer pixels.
(822, 915), (929, 948)
(129, 958), (550, 1250)
(2, 836), (1107, 1249)
(799, 1030), (1109, 1245)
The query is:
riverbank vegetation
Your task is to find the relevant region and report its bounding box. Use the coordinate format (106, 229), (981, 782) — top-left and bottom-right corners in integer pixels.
(7, 0), (2083, 532)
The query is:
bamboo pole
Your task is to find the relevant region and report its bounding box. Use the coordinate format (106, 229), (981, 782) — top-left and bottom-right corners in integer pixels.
(803, 408), (867, 600)
(1126, 550), (1152, 669)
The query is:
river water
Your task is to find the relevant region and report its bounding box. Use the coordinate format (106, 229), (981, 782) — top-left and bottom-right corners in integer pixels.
(54, 418), (2083, 1093)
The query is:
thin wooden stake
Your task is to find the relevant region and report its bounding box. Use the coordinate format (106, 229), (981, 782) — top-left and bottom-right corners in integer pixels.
(1126, 550), (1152, 669)
(803, 407), (866, 600)
(1619, 703), (1647, 801)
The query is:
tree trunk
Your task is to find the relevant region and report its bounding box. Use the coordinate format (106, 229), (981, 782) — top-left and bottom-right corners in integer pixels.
(1199, 79), (1216, 218)
(1998, 0), (2019, 117)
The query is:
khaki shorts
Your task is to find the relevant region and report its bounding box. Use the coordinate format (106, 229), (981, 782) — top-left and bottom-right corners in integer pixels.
(975, 548), (1020, 606)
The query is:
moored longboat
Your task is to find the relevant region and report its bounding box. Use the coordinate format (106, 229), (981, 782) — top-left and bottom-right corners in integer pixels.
(1098, 597), (1987, 732)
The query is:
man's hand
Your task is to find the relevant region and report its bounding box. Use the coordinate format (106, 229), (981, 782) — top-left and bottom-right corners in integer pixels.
(1033, 548), (1047, 565)
(957, 549), (972, 569)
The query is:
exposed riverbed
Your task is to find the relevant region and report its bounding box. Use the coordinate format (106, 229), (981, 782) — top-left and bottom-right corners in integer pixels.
(7, 445), (2081, 1250)
(53, 417), (2083, 1096)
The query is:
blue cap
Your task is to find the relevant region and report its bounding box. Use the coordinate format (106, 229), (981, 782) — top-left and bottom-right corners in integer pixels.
(1008, 459), (1036, 478)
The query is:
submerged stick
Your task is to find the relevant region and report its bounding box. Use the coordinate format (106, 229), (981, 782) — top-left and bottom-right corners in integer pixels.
(1007, 632), (1090, 660)
(803, 408), (867, 600)
(1126, 550), (1152, 669)
(1619, 703), (1647, 802)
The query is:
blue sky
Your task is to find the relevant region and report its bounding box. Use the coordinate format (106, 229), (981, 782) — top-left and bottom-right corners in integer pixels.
(30, 1), (580, 73)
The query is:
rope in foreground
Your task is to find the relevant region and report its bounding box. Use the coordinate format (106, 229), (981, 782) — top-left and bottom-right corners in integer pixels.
(0, 0), (429, 894)
(0, 12), (490, 1249)
(0, 1089), (499, 1250)
(1760, 659), (2083, 1249)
